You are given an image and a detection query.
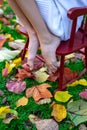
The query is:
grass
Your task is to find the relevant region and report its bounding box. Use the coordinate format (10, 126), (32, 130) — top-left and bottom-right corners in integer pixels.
(0, 1), (87, 130)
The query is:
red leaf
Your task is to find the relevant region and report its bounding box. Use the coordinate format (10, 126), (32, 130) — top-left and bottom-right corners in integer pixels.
(2, 68), (8, 77)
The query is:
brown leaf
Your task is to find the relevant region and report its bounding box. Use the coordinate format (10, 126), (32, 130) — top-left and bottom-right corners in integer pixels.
(15, 68), (34, 79)
(23, 55), (44, 71)
(0, 17), (10, 25)
(63, 68), (78, 84)
(26, 83), (53, 102)
(48, 69), (59, 82)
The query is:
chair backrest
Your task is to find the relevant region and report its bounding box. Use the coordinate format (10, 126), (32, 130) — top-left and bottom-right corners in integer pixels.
(67, 7), (87, 47)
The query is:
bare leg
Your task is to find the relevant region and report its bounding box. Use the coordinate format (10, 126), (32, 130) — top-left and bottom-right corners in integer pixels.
(16, 0), (61, 74)
(7, 0), (39, 70)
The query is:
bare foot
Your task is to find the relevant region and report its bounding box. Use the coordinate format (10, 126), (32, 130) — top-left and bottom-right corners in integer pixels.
(27, 33), (39, 70)
(40, 36), (61, 74)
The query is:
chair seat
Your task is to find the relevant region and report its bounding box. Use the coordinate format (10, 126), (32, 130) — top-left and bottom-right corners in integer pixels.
(56, 29), (87, 55)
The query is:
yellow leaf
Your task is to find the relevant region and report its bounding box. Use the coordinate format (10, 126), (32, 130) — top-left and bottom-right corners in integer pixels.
(67, 80), (79, 87)
(78, 79), (87, 86)
(5, 61), (15, 74)
(0, 106), (11, 119)
(5, 34), (14, 41)
(34, 67), (49, 83)
(51, 104), (67, 122)
(16, 97), (28, 107)
(65, 53), (75, 60)
(13, 57), (22, 67)
(54, 91), (72, 102)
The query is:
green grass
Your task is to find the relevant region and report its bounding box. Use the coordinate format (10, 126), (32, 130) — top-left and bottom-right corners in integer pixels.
(0, 1), (87, 130)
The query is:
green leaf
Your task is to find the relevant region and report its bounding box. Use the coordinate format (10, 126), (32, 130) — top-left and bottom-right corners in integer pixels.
(67, 100), (87, 126)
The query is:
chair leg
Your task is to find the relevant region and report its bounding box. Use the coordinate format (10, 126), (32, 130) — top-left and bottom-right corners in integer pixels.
(21, 37), (29, 60)
(58, 55), (65, 91)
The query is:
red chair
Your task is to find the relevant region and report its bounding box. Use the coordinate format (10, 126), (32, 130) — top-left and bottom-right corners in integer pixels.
(17, 7), (87, 91)
(56, 7), (87, 90)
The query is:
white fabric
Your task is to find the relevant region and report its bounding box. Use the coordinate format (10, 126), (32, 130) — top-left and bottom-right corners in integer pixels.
(35, 0), (87, 40)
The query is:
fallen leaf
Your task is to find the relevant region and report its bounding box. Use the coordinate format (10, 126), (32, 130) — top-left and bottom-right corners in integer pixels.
(67, 80), (79, 87)
(54, 91), (72, 103)
(34, 67), (49, 83)
(13, 57), (22, 67)
(23, 55), (44, 71)
(6, 79), (26, 94)
(0, 35), (6, 49)
(65, 53), (75, 60)
(36, 98), (51, 105)
(63, 68), (78, 84)
(3, 109), (18, 124)
(15, 68), (34, 80)
(28, 114), (58, 130)
(2, 61), (15, 77)
(8, 40), (25, 51)
(48, 69), (59, 82)
(2, 68), (8, 77)
(26, 83), (53, 102)
(67, 99), (87, 126)
(51, 103), (67, 122)
(0, 90), (4, 96)
(0, 47), (20, 62)
(0, 17), (10, 25)
(78, 79), (87, 86)
(79, 124), (87, 130)
(67, 79), (87, 87)
(0, 106), (11, 119)
(16, 97), (28, 107)
(79, 89), (87, 100)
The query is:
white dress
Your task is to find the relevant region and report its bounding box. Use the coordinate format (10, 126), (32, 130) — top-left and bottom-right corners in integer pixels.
(35, 0), (87, 40)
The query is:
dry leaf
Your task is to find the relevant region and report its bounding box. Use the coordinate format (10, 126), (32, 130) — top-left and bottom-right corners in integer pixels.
(28, 114), (58, 130)
(36, 98), (51, 105)
(51, 104), (67, 122)
(48, 69), (59, 82)
(3, 109), (18, 124)
(26, 83), (53, 102)
(15, 68), (34, 79)
(6, 79), (26, 94)
(63, 68), (78, 84)
(16, 97), (28, 107)
(34, 67), (49, 83)
(0, 17), (10, 25)
(0, 35), (6, 49)
(79, 89), (87, 100)
(35, 119), (58, 130)
(2, 61), (16, 77)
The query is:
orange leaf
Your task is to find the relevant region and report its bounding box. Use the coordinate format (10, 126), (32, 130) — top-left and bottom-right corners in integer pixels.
(0, 35), (6, 49)
(26, 83), (53, 102)
(15, 68), (34, 79)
